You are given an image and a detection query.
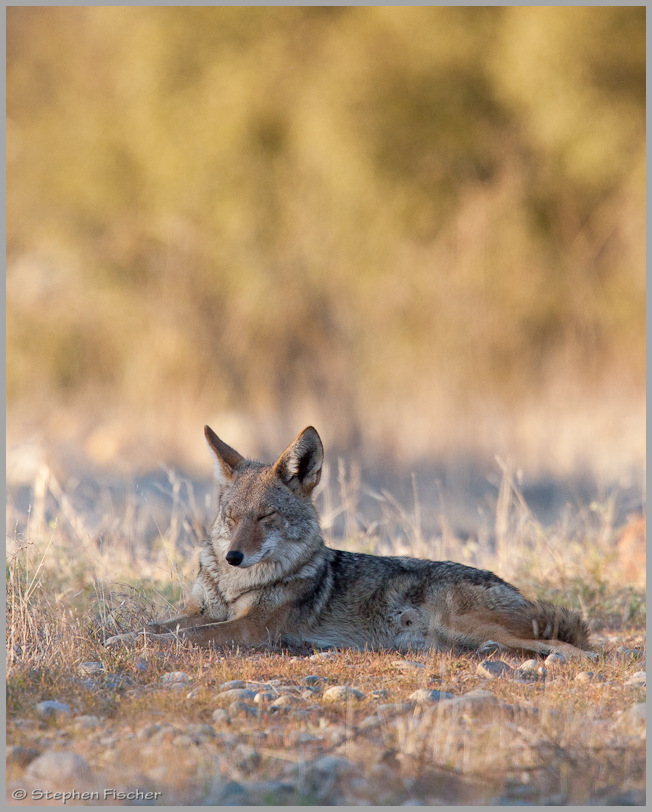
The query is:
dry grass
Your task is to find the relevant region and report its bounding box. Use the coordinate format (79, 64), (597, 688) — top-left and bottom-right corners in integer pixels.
(6, 463), (646, 805)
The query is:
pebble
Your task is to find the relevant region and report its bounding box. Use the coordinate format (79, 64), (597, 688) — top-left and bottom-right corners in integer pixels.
(615, 647), (644, 661)
(72, 715), (101, 729)
(218, 688), (257, 702)
(309, 651), (337, 661)
(408, 688), (455, 703)
(301, 675), (326, 686)
(574, 671), (606, 683)
(624, 671), (646, 688)
(391, 659), (426, 670)
(270, 694), (297, 711)
(184, 723), (216, 742)
(544, 652), (567, 666)
(434, 690), (498, 718)
(322, 685), (366, 702)
(219, 679), (246, 690)
(78, 661), (104, 676)
(25, 750), (91, 783)
(476, 660), (514, 679)
(160, 671), (192, 686)
(228, 701), (258, 718)
(212, 708), (229, 724)
(36, 700), (71, 719)
(614, 646), (645, 660)
(103, 673), (133, 690)
(253, 691), (275, 704)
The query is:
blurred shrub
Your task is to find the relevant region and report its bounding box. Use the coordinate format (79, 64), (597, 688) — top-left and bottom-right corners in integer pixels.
(6, 7), (645, 453)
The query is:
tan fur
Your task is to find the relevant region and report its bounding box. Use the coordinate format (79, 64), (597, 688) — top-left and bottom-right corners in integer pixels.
(105, 425), (593, 659)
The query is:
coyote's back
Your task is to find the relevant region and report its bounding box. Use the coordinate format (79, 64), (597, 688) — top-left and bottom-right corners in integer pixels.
(106, 425), (591, 658)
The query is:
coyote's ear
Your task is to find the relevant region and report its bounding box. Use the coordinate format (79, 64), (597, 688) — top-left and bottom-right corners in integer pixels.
(273, 426), (323, 497)
(204, 425), (245, 487)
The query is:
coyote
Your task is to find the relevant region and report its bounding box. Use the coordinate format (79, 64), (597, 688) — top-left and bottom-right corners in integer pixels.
(105, 426), (591, 657)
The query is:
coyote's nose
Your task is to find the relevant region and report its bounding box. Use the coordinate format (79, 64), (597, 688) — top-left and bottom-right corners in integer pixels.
(226, 550), (244, 567)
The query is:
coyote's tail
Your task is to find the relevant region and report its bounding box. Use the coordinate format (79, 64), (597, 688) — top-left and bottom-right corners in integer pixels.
(524, 600), (591, 650)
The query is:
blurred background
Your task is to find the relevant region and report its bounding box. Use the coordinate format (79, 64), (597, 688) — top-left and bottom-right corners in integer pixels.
(6, 7), (645, 533)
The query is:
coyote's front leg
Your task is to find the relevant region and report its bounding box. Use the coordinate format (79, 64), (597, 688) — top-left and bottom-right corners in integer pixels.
(104, 605), (291, 649)
(103, 611), (205, 648)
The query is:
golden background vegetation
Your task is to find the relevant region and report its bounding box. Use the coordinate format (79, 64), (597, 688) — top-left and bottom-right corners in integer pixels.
(7, 7), (645, 481)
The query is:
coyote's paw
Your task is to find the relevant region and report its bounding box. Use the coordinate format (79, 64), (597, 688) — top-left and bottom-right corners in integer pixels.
(104, 631), (143, 648)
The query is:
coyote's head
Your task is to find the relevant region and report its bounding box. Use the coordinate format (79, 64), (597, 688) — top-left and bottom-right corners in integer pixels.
(204, 425), (324, 569)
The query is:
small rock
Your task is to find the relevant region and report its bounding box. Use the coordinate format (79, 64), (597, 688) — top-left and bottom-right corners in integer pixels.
(615, 647), (644, 662)
(514, 660), (546, 682)
(624, 671), (646, 688)
(253, 692), (275, 704)
(322, 685), (366, 702)
(25, 751), (91, 782)
(212, 708), (229, 724)
(78, 661), (104, 676)
(218, 688), (257, 702)
(409, 689), (455, 703)
(574, 671), (605, 683)
(270, 695), (297, 711)
(544, 652), (567, 666)
(476, 660), (514, 679)
(460, 689), (497, 702)
(301, 675), (326, 686)
(391, 659), (427, 670)
(173, 734), (193, 747)
(36, 700), (71, 719)
(160, 671), (192, 686)
(184, 723), (216, 741)
(134, 657), (149, 672)
(309, 651), (336, 661)
(476, 640), (505, 657)
(435, 690), (498, 717)
(371, 688), (389, 699)
(219, 679), (246, 690)
(228, 701), (258, 718)
(6, 746), (41, 768)
(72, 715), (101, 729)
(103, 673), (133, 690)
